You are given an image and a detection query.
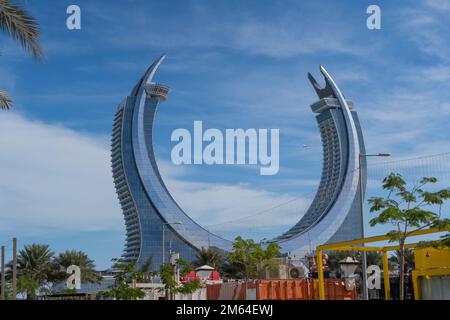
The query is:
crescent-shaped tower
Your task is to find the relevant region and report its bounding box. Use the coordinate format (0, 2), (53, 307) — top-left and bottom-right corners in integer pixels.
(271, 66), (366, 256)
(111, 55), (231, 270)
(111, 55), (366, 269)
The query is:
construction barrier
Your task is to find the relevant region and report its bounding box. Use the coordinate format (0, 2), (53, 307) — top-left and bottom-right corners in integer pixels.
(207, 282), (249, 300)
(206, 279), (356, 300)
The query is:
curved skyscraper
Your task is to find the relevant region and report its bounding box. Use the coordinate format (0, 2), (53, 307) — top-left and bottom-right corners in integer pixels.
(271, 66), (366, 257)
(111, 55), (366, 269)
(111, 55), (231, 270)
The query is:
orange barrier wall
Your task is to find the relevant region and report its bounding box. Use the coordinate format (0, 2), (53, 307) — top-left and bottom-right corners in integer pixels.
(257, 280), (311, 300)
(207, 282), (246, 300)
(207, 279), (356, 300)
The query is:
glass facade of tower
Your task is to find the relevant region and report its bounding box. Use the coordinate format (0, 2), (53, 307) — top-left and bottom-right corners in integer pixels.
(272, 67), (366, 256)
(111, 56), (231, 270)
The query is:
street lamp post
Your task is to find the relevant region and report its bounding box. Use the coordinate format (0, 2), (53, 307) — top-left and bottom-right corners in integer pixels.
(359, 152), (390, 300)
(162, 221), (182, 266)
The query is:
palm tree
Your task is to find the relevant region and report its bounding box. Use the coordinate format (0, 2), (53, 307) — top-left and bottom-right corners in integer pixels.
(389, 249), (415, 272)
(53, 250), (101, 284)
(193, 247), (223, 270)
(16, 244), (56, 298)
(0, 0), (45, 109)
(366, 251), (382, 267)
(326, 250), (359, 273)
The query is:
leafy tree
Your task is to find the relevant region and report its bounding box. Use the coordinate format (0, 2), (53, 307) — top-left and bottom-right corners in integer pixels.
(326, 251), (358, 273)
(139, 256), (153, 272)
(101, 259), (146, 300)
(139, 256), (157, 282)
(441, 232), (450, 247)
(366, 251), (382, 268)
(368, 173), (450, 300)
(0, 280), (13, 300)
(53, 250), (101, 284)
(0, 0), (45, 109)
(228, 236), (281, 280)
(326, 250), (381, 279)
(221, 260), (245, 279)
(389, 249), (415, 272)
(160, 258), (200, 300)
(192, 247), (224, 270)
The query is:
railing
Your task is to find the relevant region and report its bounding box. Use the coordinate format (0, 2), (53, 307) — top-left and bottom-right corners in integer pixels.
(144, 83), (170, 101)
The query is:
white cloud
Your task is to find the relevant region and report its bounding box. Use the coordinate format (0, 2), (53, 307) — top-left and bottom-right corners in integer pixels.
(0, 113), (309, 240)
(76, 2), (365, 60)
(424, 0), (450, 11)
(0, 113), (122, 235)
(398, 1), (450, 60)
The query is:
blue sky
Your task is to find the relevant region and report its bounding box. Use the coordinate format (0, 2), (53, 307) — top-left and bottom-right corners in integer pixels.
(1, 0), (450, 269)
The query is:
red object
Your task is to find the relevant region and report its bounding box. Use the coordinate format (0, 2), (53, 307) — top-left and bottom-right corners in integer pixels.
(209, 271), (221, 280)
(183, 271), (200, 282)
(182, 270), (222, 283)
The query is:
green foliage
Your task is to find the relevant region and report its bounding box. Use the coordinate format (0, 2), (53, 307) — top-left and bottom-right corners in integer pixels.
(10, 244), (101, 299)
(138, 256), (158, 282)
(193, 247), (224, 270)
(389, 249), (415, 271)
(193, 247), (245, 279)
(100, 258), (146, 300)
(0, 0), (44, 109)
(0, 280), (13, 300)
(53, 250), (101, 284)
(160, 259), (201, 298)
(0, 89), (12, 110)
(418, 218), (450, 248)
(177, 279), (201, 294)
(326, 251), (358, 273)
(368, 173), (450, 242)
(14, 244), (57, 298)
(228, 236), (281, 279)
(325, 250), (382, 274)
(368, 173), (450, 299)
(17, 274), (39, 299)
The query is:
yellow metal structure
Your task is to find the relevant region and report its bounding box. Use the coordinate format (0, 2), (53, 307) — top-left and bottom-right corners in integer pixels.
(411, 247), (450, 300)
(316, 228), (447, 300)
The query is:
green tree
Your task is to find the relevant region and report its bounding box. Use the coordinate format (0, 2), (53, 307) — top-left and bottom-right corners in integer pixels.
(0, 0), (45, 109)
(53, 250), (101, 284)
(221, 260), (245, 279)
(101, 259), (146, 300)
(138, 256), (157, 282)
(15, 244), (57, 299)
(326, 250), (381, 275)
(192, 247), (224, 270)
(366, 251), (382, 268)
(326, 251), (358, 273)
(389, 249), (415, 272)
(16, 274), (39, 299)
(228, 236), (281, 280)
(160, 258), (201, 300)
(368, 173), (450, 300)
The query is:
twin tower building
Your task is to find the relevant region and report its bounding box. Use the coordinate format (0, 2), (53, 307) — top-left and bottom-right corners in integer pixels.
(111, 55), (366, 269)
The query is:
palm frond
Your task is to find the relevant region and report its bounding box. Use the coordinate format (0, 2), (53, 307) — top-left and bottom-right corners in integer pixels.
(0, 89), (12, 109)
(0, 0), (45, 59)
